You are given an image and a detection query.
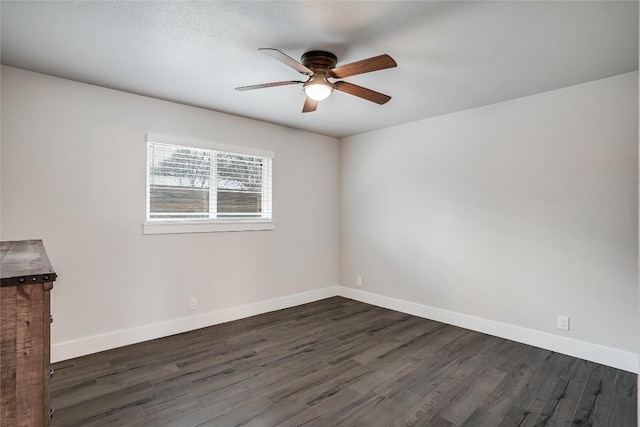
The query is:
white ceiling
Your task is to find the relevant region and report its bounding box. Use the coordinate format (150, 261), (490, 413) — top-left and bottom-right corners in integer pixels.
(1, 1), (638, 138)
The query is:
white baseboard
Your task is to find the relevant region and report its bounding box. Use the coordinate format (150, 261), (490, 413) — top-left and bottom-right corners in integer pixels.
(337, 286), (638, 373)
(53, 285), (637, 373)
(51, 286), (338, 363)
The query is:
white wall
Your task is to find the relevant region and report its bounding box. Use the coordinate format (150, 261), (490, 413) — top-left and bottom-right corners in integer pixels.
(340, 73), (638, 368)
(0, 66), (339, 361)
(2, 66), (637, 370)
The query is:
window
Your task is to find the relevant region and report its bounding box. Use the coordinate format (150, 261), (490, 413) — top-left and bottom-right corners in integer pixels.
(144, 135), (274, 234)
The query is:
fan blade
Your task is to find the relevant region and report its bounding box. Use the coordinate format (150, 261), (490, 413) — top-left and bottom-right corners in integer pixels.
(330, 54), (397, 78)
(235, 80), (303, 91)
(302, 97), (318, 113)
(334, 81), (391, 105)
(259, 48), (313, 75)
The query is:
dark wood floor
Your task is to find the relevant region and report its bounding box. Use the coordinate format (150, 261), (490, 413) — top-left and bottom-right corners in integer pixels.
(51, 297), (636, 426)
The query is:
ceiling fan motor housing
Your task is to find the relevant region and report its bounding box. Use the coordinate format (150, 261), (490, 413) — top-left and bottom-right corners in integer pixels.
(301, 51), (338, 73)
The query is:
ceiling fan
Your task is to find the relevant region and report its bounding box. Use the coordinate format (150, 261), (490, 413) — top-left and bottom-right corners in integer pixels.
(235, 48), (397, 113)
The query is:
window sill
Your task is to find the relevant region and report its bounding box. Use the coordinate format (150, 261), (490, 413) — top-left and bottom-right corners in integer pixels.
(142, 220), (275, 235)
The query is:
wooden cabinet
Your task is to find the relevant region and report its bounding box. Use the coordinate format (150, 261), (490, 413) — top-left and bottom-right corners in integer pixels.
(1, 240), (57, 427)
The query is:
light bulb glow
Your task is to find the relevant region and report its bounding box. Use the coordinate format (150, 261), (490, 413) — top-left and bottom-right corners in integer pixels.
(304, 83), (333, 101)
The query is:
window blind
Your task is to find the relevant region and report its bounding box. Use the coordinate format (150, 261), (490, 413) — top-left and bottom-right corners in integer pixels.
(147, 141), (272, 221)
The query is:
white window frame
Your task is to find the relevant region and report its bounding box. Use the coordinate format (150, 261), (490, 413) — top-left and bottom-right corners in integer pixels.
(143, 133), (274, 235)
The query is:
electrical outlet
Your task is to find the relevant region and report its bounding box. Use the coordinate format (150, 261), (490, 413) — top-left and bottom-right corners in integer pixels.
(356, 276), (362, 287)
(557, 315), (570, 331)
(189, 297), (197, 311)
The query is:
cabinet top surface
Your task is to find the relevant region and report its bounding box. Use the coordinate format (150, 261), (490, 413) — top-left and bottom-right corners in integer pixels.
(1, 240), (57, 287)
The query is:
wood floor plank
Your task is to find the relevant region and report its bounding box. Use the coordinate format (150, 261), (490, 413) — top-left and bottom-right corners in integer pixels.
(531, 378), (584, 426)
(607, 393), (637, 427)
(48, 297), (636, 427)
(50, 359), (114, 391)
(570, 375), (615, 426)
(50, 378), (102, 410)
(159, 398), (233, 427)
(83, 405), (147, 427)
(349, 353), (424, 396)
(267, 359), (360, 404)
(273, 387), (361, 427)
(305, 390), (385, 426)
(140, 394), (203, 426)
(498, 405), (535, 427)
(197, 360), (314, 408)
(351, 389), (423, 427)
(52, 381), (156, 426)
(405, 352), (489, 397)
(461, 407), (507, 426)
(562, 358), (600, 383)
(438, 366), (507, 425)
(97, 363), (180, 388)
(537, 352), (574, 379)
(300, 363), (378, 407)
(614, 370), (637, 399)
(389, 357), (490, 426)
(371, 359), (437, 398)
(481, 362), (535, 415)
(510, 368), (564, 420)
(238, 398), (307, 427)
(197, 397), (273, 427)
(491, 342), (551, 377)
(435, 329), (495, 358)
(376, 324), (450, 361)
(428, 416), (455, 427)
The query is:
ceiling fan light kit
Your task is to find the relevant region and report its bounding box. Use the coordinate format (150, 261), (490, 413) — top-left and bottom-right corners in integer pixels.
(303, 76), (334, 101)
(236, 48), (397, 113)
